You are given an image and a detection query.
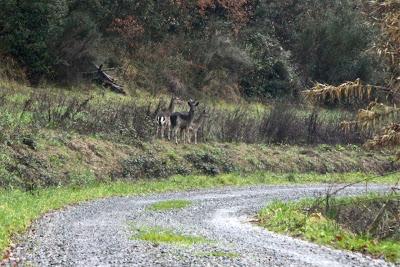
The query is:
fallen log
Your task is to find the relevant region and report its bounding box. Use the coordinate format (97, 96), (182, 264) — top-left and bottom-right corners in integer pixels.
(94, 64), (126, 95)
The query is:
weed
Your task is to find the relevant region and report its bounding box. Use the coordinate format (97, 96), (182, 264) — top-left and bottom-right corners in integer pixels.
(335, 145), (346, 152)
(313, 194), (400, 241)
(68, 169), (97, 187)
(285, 174), (296, 183)
(318, 144), (332, 152)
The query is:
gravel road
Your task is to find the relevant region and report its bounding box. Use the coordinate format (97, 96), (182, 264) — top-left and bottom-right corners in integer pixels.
(9, 184), (395, 267)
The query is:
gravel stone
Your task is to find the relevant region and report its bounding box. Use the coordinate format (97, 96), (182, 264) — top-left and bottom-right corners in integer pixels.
(8, 184), (395, 267)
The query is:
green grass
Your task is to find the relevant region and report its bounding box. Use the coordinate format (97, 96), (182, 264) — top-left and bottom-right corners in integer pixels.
(258, 196), (400, 263)
(0, 171), (398, 256)
(147, 200), (192, 211)
(131, 225), (208, 246)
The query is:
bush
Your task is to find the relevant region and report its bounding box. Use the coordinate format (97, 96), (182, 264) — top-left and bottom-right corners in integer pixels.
(293, 2), (379, 85)
(121, 153), (175, 179)
(0, 1), (60, 82)
(185, 151), (236, 176)
(259, 103), (302, 143)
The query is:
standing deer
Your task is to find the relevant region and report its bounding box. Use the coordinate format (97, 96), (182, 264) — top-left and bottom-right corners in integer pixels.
(156, 96), (181, 140)
(170, 99), (199, 144)
(188, 110), (209, 144)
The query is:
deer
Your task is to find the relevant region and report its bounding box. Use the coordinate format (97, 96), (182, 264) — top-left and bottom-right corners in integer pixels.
(170, 99), (199, 144)
(188, 109), (209, 144)
(156, 96), (182, 140)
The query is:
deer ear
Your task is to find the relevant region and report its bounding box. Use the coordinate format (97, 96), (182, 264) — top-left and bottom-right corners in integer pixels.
(195, 102), (200, 106)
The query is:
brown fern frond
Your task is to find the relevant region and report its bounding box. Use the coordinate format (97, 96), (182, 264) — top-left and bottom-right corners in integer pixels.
(365, 0), (400, 96)
(365, 123), (400, 149)
(302, 79), (375, 104)
(355, 102), (400, 130)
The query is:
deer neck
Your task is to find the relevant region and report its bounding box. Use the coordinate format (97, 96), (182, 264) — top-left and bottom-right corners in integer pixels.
(187, 108), (196, 124)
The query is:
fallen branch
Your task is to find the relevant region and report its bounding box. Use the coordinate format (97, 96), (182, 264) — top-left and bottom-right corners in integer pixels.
(93, 64), (126, 95)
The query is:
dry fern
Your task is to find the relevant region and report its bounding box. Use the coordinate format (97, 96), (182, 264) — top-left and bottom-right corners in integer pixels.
(340, 102), (399, 133)
(365, 123), (400, 149)
(365, 0), (400, 96)
(302, 79), (375, 104)
(358, 102), (400, 128)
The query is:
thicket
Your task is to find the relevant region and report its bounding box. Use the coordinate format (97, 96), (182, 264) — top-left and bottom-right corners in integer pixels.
(0, 0), (384, 100)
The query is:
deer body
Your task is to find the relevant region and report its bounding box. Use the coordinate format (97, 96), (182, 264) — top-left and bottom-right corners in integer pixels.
(156, 96), (180, 140)
(170, 100), (199, 144)
(188, 110), (208, 144)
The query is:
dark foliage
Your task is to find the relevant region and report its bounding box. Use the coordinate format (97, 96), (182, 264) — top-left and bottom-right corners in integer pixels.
(0, 1), (56, 82)
(0, 0), (384, 100)
(292, 2), (379, 85)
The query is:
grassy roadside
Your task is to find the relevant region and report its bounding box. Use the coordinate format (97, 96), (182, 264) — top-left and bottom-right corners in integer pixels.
(258, 194), (400, 263)
(1, 171), (399, 257)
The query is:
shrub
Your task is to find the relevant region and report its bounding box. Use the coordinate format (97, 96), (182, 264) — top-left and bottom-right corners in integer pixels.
(293, 2), (379, 85)
(0, 1), (61, 82)
(185, 151), (236, 175)
(259, 103), (302, 143)
(121, 153), (174, 179)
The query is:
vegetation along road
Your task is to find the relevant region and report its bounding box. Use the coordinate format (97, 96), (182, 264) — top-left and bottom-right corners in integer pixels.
(9, 184), (393, 267)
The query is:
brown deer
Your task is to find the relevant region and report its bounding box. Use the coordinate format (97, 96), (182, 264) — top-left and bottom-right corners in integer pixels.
(170, 99), (199, 144)
(188, 110), (209, 144)
(156, 96), (181, 140)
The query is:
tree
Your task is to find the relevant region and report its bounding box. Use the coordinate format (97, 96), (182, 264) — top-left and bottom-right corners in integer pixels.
(293, 3), (378, 85)
(0, 1), (56, 82)
(303, 0), (400, 160)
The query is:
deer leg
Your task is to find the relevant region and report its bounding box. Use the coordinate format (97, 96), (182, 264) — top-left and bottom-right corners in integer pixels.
(161, 126), (165, 139)
(187, 129), (192, 144)
(167, 124), (171, 140)
(187, 130), (192, 144)
(175, 128), (179, 145)
(194, 131), (198, 145)
(156, 126), (159, 138)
